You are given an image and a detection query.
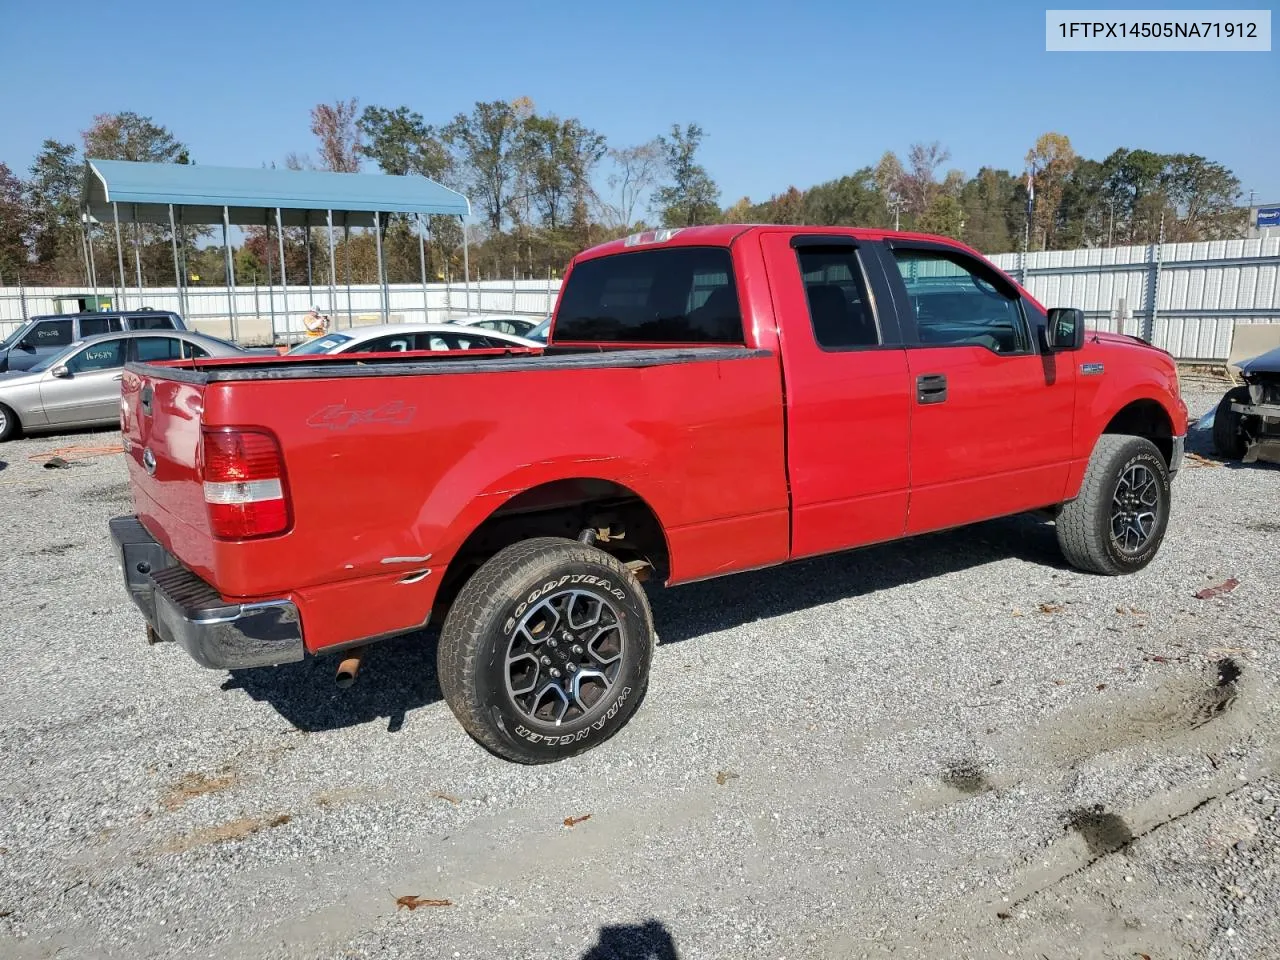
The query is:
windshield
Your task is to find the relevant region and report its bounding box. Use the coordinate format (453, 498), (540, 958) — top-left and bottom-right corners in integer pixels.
(29, 340), (86, 373)
(527, 317), (551, 342)
(287, 333), (352, 355)
(1, 322), (31, 349)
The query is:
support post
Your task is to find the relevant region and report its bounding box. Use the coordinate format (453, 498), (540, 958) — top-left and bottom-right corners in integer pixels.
(343, 218), (353, 329)
(275, 207), (288, 343)
(112, 203), (128, 310)
(132, 205), (144, 302)
(304, 210), (314, 307)
(222, 205), (238, 342)
(1145, 212), (1165, 344)
(416, 213), (430, 323)
(86, 216), (99, 298)
(373, 212), (387, 321)
(264, 213), (276, 339)
(461, 215), (471, 314)
(168, 205), (184, 318)
(326, 209), (338, 324)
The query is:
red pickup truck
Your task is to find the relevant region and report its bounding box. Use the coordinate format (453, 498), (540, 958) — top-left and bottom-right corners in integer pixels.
(110, 225), (1188, 763)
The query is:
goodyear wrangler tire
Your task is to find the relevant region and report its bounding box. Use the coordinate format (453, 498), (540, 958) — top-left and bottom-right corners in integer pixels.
(1056, 434), (1171, 576)
(437, 537), (654, 764)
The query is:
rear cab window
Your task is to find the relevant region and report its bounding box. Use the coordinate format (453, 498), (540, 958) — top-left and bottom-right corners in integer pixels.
(555, 247), (744, 344)
(126, 313), (177, 331)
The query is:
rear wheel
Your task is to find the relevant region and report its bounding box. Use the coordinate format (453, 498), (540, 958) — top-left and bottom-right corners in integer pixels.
(1212, 386), (1250, 460)
(1056, 434), (1171, 575)
(437, 537), (654, 764)
(0, 403), (18, 442)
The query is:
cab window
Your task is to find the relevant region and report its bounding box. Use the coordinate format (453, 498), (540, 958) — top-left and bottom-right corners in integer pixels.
(80, 316), (125, 337)
(128, 313), (177, 331)
(796, 247), (880, 349)
(891, 249), (1030, 354)
(133, 336), (185, 362)
(66, 339), (126, 372)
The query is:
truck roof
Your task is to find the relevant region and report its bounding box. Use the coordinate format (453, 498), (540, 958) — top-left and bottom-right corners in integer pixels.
(576, 223), (993, 264)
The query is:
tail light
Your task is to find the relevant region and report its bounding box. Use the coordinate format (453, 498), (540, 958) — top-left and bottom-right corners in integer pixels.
(201, 429), (290, 539)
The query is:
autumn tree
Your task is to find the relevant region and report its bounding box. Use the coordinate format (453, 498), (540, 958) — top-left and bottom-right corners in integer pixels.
(902, 142), (951, 220)
(653, 123), (719, 227)
(600, 140), (664, 230)
(1025, 132), (1077, 249)
(803, 170), (888, 227)
(26, 140), (82, 279)
(311, 99), (362, 173)
(958, 168), (1022, 252)
(444, 99), (529, 233)
(0, 163), (30, 281)
(874, 151), (907, 225)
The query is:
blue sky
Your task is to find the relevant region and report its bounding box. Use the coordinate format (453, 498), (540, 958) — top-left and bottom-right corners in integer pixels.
(1, 0), (1277, 209)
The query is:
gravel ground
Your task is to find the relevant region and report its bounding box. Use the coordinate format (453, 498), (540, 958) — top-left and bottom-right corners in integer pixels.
(0, 377), (1276, 960)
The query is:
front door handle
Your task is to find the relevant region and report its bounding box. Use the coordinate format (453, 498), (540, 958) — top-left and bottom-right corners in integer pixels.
(916, 373), (948, 404)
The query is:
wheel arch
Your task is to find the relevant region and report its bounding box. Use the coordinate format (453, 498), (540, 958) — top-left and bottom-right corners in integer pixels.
(433, 476), (672, 619)
(1101, 397), (1176, 466)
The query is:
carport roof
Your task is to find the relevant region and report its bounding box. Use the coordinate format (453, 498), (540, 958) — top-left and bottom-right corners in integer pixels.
(84, 158), (471, 227)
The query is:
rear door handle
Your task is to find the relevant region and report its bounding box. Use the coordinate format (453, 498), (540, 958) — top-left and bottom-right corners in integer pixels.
(916, 373), (948, 404)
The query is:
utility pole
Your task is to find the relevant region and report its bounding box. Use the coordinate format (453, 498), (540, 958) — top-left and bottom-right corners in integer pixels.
(888, 196), (906, 231)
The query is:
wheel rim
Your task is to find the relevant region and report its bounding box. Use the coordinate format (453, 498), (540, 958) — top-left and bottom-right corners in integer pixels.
(0, 408), (6, 434)
(1110, 464), (1161, 553)
(505, 589), (625, 727)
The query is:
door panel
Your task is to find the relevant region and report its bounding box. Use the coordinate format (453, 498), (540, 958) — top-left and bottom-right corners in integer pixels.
(904, 346), (1075, 532)
(885, 244), (1076, 534)
(762, 233), (912, 559)
(41, 338), (127, 425)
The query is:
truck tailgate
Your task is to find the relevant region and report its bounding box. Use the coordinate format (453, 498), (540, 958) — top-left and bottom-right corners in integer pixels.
(121, 367), (217, 581)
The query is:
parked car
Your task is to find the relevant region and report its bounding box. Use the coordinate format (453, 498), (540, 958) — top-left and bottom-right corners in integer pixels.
(0, 309), (186, 373)
(0, 329), (245, 441)
(285, 323), (541, 355)
(1212, 345), (1280, 463)
(450, 314), (542, 337)
(110, 224), (1187, 765)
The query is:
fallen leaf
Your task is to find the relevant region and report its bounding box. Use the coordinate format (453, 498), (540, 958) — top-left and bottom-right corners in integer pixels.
(396, 895), (452, 911)
(563, 814), (592, 828)
(1012, 609), (1024, 617)
(1039, 603), (1065, 614)
(0, 910), (11, 919)
(1116, 605), (1127, 614)
(1053, 680), (1067, 686)
(1184, 452), (1221, 468)
(1195, 578), (1239, 600)
(1146, 655), (1170, 664)
(1096, 683), (1108, 691)
(430, 791), (460, 806)
(996, 911), (1012, 920)
(715, 771), (740, 786)
(1137, 954), (1153, 960)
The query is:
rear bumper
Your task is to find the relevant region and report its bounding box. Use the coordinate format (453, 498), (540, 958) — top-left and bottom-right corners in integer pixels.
(109, 515), (304, 670)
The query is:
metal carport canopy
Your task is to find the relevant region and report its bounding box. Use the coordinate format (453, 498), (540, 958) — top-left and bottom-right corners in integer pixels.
(83, 159), (471, 226)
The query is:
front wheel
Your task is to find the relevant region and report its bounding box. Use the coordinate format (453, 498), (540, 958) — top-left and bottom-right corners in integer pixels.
(1056, 434), (1172, 575)
(0, 403), (18, 442)
(437, 537), (654, 764)
(1212, 386), (1250, 460)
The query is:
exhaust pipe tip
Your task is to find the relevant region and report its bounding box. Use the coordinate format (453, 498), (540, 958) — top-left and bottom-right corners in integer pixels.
(335, 649), (366, 689)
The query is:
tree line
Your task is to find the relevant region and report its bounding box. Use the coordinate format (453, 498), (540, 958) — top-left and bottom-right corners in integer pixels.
(0, 102), (1250, 289)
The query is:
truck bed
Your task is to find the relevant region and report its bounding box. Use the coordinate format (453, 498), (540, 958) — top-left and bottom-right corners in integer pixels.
(120, 344), (790, 652)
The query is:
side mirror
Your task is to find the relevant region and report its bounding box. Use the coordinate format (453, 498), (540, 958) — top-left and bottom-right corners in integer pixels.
(51, 365), (71, 378)
(1045, 307), (1085, 352)
(18, 338), (34, 351)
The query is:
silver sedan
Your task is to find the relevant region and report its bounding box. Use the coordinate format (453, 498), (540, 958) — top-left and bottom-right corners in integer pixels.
(0, 329), (247, 441)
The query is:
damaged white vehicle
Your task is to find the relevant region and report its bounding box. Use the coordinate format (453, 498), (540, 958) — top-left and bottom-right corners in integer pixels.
(1213, 345), (1280, 464)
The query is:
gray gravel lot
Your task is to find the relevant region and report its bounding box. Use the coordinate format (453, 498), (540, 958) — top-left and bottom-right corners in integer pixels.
(0, 378), (1276, 960)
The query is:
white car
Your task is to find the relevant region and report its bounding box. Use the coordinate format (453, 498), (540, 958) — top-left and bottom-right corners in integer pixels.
(448, 314), (543, 338)
(286, 323), (542, 357)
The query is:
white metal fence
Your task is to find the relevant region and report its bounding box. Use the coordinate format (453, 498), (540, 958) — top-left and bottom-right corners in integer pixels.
(0, 278), (560, 345)
(989, 237), (1280, 361)
(3, 237), (1278, 359)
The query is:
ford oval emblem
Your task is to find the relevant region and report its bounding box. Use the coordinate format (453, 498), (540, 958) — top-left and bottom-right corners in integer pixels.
(142, 447), (157, 476)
